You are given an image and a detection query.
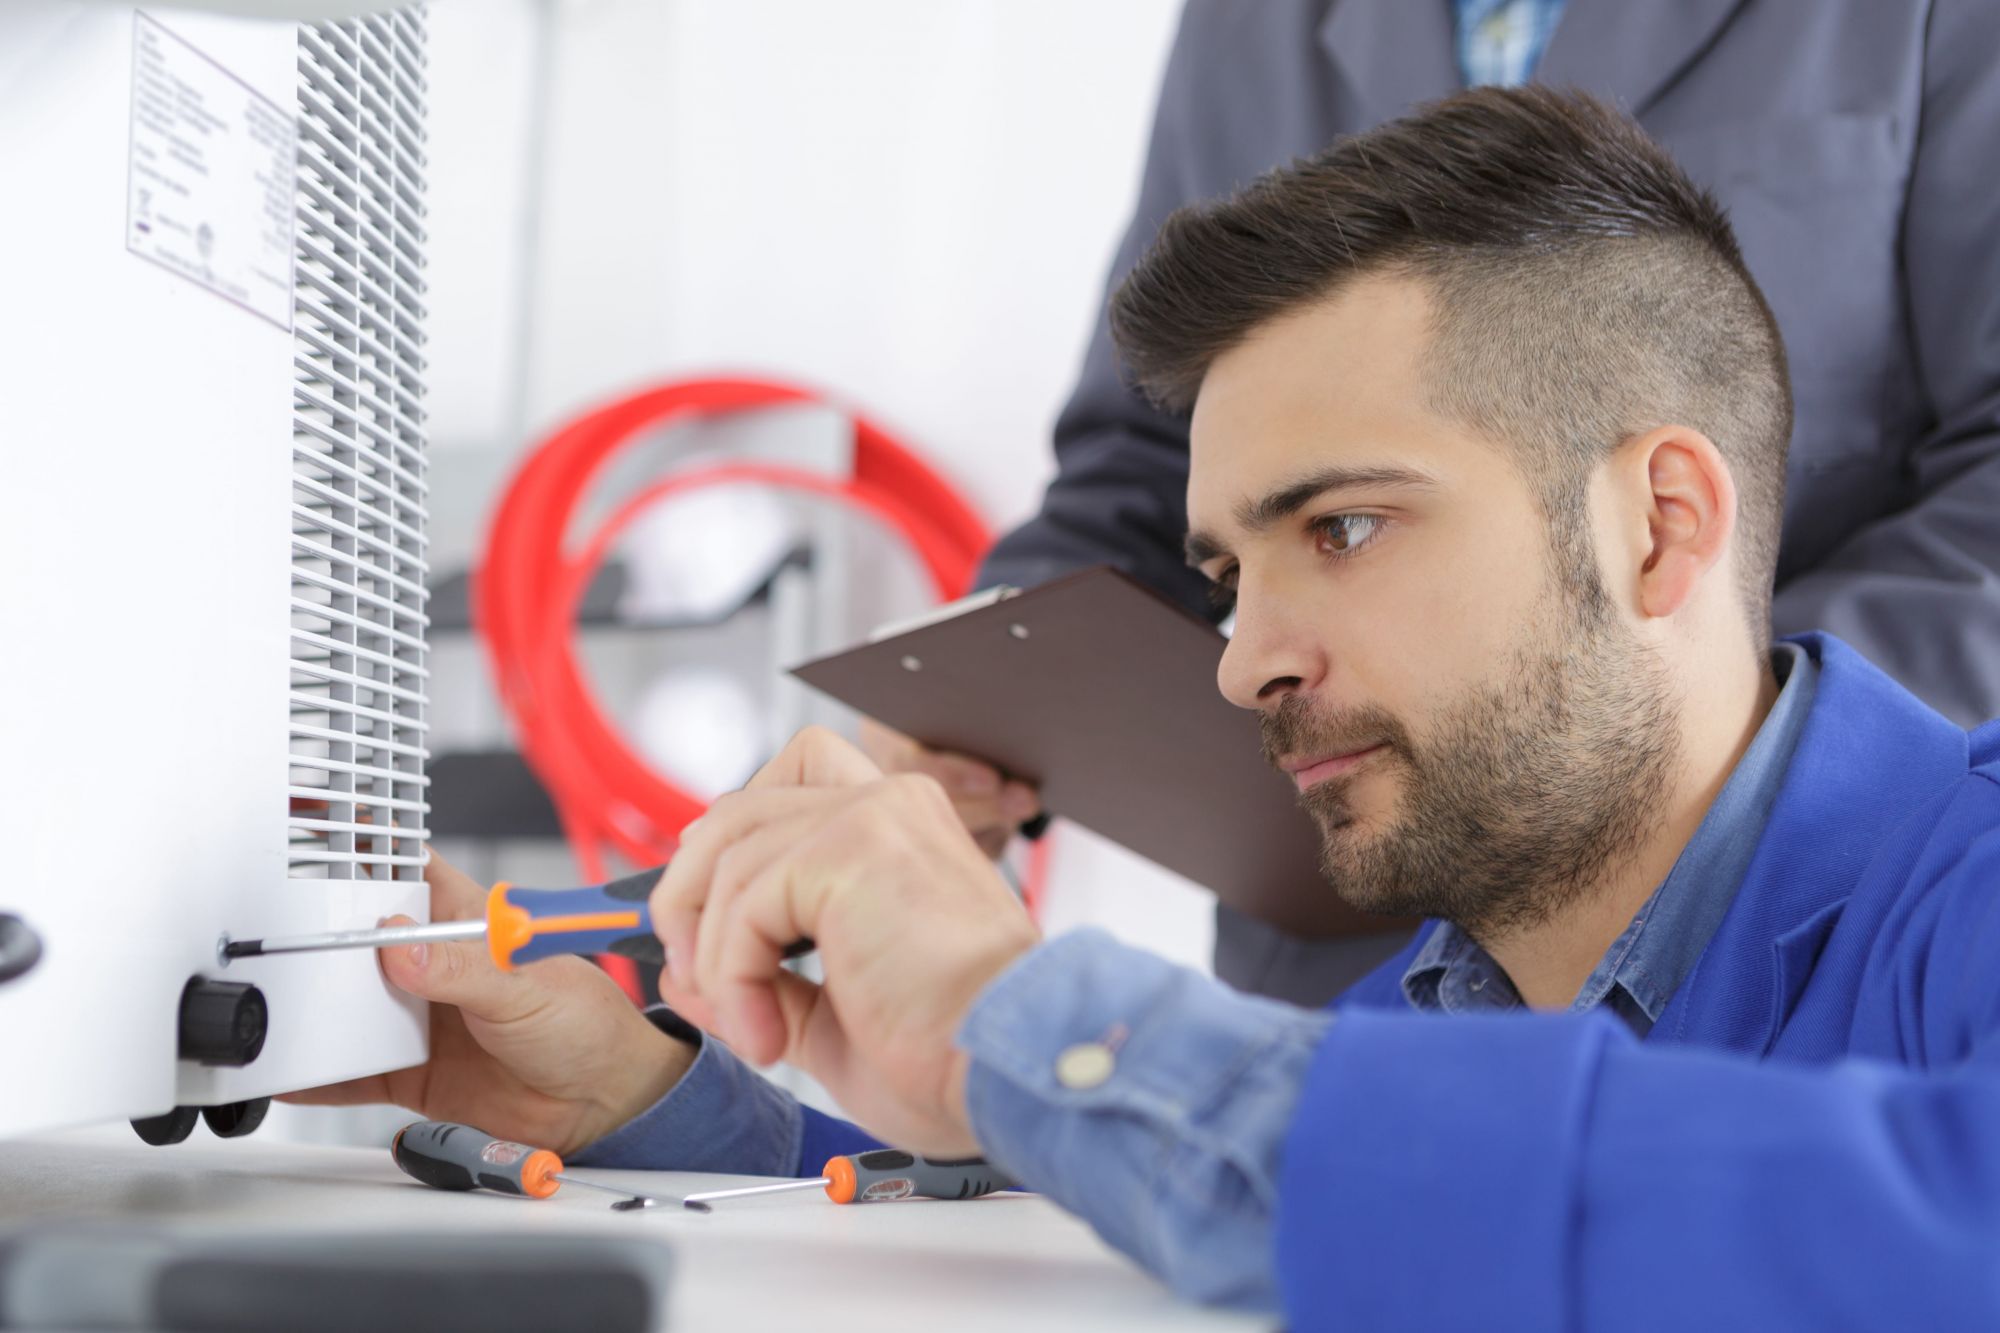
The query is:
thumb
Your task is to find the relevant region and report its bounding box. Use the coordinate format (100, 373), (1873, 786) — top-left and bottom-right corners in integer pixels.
(377, 915), (534, 1021)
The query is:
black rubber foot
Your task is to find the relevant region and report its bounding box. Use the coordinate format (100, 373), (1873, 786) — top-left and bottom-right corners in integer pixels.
(201, 1098), (271, 1139)
(131, 1105), (200, 1146)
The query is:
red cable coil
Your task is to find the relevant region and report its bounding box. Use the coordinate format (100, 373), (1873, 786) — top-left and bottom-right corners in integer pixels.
(472, 377), (1004, 996)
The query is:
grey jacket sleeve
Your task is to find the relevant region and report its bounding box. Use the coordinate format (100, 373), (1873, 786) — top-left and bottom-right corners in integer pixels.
(1767, 0), (2000, 727)
(973, 4), (1214, 620)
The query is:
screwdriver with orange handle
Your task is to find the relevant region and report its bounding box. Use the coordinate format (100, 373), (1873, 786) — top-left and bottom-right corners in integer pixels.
(390, 1119), (697, 1211)
(221, 865), (814, 971)
(680, 1149), (1015, 1209)
(390, 1122), (1011, 1213)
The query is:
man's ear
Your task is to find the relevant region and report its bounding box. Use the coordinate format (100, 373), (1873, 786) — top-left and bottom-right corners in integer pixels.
(1610, 425), (1737, 621)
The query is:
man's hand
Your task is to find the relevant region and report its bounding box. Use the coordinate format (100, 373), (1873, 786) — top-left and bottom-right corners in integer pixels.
(858, 718), (1042, 859)
(650, 727), (1041, 1156)
(283, 852), (694, 1156)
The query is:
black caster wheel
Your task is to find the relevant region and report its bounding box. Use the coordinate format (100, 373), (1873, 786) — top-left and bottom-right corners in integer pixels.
(131, 1105), (200, 1146)
(201, 1097), (271, 1139)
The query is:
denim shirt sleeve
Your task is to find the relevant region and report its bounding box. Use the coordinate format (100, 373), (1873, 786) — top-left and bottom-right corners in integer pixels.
(957, 929), (1332, 1312)
(570, 1009), (886, 1176)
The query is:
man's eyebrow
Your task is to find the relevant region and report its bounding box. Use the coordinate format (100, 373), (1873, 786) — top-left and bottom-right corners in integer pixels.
(1184, 464), (1438, 567)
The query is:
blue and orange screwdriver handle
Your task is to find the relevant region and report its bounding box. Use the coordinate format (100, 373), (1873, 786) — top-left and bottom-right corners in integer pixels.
(220, 865), (815, 970)
(485, 868), (670, 970)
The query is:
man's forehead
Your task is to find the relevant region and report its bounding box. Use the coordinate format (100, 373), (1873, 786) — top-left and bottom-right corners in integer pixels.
(1185, 276), (1436, 531)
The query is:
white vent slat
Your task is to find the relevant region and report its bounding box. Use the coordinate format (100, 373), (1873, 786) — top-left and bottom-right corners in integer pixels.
(290, 750), (430, 781)
(291, 534), (428, 603)
(289, 644), (431, 703)
(289, 692), (424, 740)
(292, 224), (428, 340)
(295, 218), (397, 299)
(293, 145), (426, 293)
(289, 720), (426, 762)
(290, 7), (429, 883)
(286, 850), (429, 869)
(292, 419), (427, 498)
(290, 556), (426, 620)
(292, 504), (424, 578)
(287, 653), (430, 702)
(295, 349), (425, 435)
(288, 785), (429, 812)
(291, 598), (429, 654)
(293, 276), (422, 369)
(292, 433), (427, 511)
(295, 278), (427, 375)
(292, 575), (431, 633)
(289, 640), (430, 698)
(291, 382), (425, 475)
(286, 804), (430, 836)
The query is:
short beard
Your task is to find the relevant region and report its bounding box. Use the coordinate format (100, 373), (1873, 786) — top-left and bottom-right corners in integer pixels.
(1261, 587), (1679, 944)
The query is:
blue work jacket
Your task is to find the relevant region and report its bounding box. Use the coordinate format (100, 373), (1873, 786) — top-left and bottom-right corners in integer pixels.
(1280, 632), (2000, 1328)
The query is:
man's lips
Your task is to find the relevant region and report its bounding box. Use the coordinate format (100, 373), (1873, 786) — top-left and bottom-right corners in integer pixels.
(1280, 744), (1387, 792)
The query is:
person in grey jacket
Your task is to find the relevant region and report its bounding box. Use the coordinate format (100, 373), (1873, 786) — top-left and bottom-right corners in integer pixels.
(875, 0), (2000, 1005)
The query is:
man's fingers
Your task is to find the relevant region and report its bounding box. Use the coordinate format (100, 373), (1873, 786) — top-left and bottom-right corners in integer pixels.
(653, 787), (840, 988)
(746, 725), (882, 791)
(730, 969), (825, 1070)
(922, 750), (1003, 798)
(690, 810), (826, 1005)
(707, 851), (837, 1065)
(861, 717), (1011, 798)
(999, 780), (1042, 824)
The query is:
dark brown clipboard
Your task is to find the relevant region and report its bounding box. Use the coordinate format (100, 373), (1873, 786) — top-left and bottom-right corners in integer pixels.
(790, 566), (1396, 939)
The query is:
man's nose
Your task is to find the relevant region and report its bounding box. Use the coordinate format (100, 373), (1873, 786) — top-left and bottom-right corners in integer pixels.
(1217, 581), (1321, 710)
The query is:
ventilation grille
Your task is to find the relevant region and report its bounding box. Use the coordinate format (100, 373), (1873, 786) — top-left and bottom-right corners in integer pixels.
(287, 10), (430, 881)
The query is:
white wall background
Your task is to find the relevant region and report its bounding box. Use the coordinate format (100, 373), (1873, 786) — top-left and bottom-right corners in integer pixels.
(417, 0), (1219, 970)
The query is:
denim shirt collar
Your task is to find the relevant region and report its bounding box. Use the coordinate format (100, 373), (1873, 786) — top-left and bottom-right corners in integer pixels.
(1402, 642), (1818, 1036)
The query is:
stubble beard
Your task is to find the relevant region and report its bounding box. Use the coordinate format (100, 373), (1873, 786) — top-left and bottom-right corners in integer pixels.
(1261, 593), (1680, 943)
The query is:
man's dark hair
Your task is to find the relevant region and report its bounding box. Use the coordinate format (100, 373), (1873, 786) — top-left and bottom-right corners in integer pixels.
(1110, 86), (1792, 629)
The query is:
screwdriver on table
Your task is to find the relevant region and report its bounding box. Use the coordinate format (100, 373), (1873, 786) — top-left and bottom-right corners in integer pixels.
(391, 1118), (703, 1212)
(680, 1149), (1014, 1210)
(221, 865), (813, 972)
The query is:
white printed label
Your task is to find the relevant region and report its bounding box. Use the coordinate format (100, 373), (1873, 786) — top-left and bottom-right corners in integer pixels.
(127, 13), (296, 329)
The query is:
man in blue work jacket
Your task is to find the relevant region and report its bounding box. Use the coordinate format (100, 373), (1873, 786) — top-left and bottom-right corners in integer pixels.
(298, 88), (2000, 1327)
(891, 0), (2000, 1012)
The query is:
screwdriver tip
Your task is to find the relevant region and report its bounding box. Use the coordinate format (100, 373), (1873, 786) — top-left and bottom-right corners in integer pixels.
(682, 1200), (713, 1214)
(221, 939), (261, 959)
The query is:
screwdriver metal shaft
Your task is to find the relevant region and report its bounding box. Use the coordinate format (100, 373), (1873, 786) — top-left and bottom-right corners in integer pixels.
(224, 919), (486, 958)
(681, 1177), (831, 1207)
(221, 871), (812, 973)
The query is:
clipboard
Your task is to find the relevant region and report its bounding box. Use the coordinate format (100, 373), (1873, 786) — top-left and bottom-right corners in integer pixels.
(790, 565), (1396, 938)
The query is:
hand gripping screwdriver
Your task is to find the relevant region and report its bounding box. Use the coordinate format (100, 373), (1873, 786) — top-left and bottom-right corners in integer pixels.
(222, 866), (813, 972)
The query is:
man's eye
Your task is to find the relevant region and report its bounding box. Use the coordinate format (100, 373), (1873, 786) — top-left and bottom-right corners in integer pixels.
(1206, 565), (1238, 614)
(1311, 514), (1383, 558)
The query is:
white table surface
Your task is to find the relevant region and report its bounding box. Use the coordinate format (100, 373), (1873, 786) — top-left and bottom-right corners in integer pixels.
(0, 1129), (1270, 1332)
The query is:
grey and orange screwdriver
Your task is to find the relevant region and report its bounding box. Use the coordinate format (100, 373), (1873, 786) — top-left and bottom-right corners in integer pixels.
(222, 866), (813, 972)
(392, 1122), (1012, 1213)
(391, 1119), (694, 1211)
(680, 1149), (1014, 1210)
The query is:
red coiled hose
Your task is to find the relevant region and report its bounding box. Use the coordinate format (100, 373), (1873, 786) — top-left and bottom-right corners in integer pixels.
(473, 376), (1038, 998)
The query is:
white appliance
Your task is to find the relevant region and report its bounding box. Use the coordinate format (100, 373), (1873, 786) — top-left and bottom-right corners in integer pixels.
(0, 3), (432, 1136)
